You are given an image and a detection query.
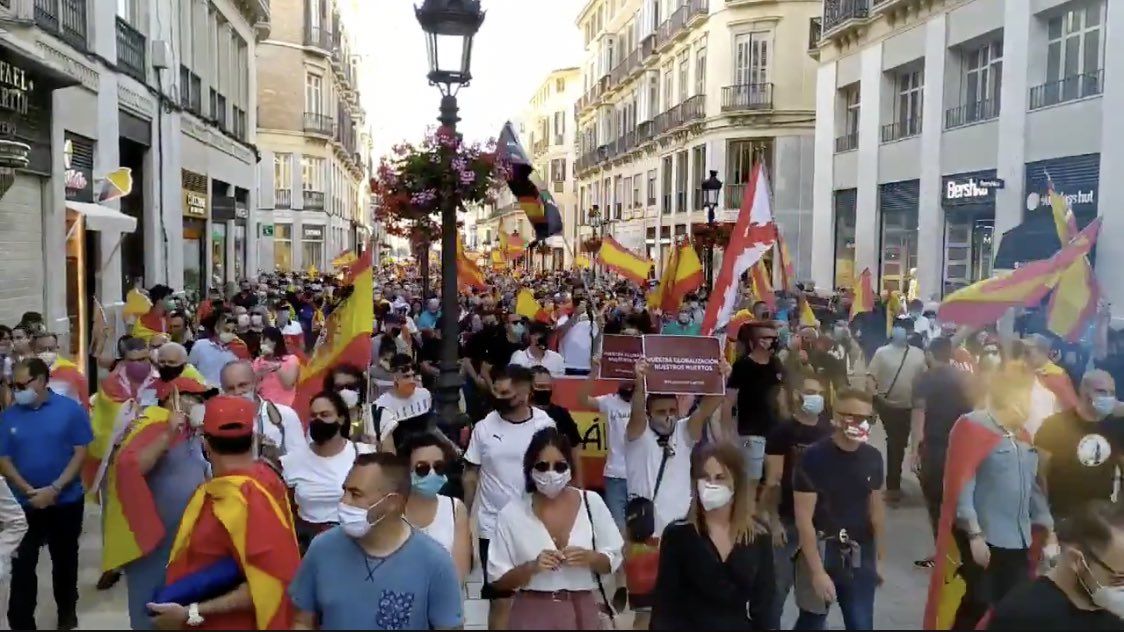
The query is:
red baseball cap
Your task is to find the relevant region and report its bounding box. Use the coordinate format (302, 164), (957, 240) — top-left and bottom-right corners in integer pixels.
(155, 376), (211, 401)
(202, 395), (256, 438)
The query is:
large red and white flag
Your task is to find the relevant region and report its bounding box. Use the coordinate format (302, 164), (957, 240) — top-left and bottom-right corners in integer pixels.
(701, 163), (777, 336)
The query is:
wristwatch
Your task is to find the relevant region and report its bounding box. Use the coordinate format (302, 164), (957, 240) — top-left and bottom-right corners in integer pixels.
(186, 603), (204, 627)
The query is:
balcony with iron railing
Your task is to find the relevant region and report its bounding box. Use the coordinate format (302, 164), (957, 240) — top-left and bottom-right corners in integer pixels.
(1029, 70), (1104, 110)
(722, 83), (772, 112)
(275, 189), (292, 209)
(655, 4), (687, 50)
(823, 0), (869, 35)
(654, 103), (685, 136)
(302, 190), (325, 210)
(880, 117), (921, 143)
(610, 47), (642, 87)
(835, 131), (858, 152)
(303, 112), (334, 136)
(681, 94), (706, 123)
(115, 17), (146, 83)
(35, 0), (88, 50)
(944, 98), (999, 129)
(636, 120), (654, 145)
(685, 0), (708, 25)
(304, 24), (333, 52)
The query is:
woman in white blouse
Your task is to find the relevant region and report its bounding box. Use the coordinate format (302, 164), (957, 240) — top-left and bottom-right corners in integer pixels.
(281, 390), (375, 552)
(489, 427), (623, 630)
(399, 431), (471, 581)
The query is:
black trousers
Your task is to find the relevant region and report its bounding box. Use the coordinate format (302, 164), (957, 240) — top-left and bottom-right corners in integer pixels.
(951, 529), (1029, 630)
(876, 403), (912, 492)
(9, 501), (84, 630)
(920, 449), (946, 536)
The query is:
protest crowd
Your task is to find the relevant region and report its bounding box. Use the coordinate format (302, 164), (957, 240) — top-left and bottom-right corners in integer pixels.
(0, 166), (1122, 632)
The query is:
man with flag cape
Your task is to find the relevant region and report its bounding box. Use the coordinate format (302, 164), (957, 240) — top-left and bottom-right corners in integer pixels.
(497, 122), (564, 244)
(147, 395), (300, 630)
(105, 376), (212, 629)
(132, 285), (175, 344)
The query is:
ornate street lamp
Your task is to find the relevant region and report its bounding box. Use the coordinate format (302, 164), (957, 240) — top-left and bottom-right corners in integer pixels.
(416, 0), (485, 425)
(700, 170), (723, 289)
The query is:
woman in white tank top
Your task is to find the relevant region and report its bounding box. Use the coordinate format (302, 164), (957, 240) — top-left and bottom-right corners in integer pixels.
(399, 431), (471, 581)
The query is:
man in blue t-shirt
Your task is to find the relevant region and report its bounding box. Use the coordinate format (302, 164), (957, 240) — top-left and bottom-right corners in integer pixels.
(0, 358), (94, 630)
(290, 451), (462, 630)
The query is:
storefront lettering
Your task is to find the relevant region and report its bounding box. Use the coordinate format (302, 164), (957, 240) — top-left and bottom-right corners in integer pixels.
(1038, 189), (1095, 208)
(944, 177), (1004, 201)
(184, 191), (208, 218)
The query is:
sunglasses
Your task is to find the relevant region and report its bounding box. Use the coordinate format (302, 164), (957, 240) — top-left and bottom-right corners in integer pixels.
(12, 377), (35, 390)
(533, 461), (570, 474)
(414, 461), (447, 477)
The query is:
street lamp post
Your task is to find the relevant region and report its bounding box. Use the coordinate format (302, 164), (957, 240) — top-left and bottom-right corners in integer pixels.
(416, 0), (485, 425)
(588, 204), (601, 281)
(700, 170), (723, 290)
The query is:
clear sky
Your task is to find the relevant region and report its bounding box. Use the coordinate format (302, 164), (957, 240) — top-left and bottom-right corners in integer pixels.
(357, 0), (585, 159)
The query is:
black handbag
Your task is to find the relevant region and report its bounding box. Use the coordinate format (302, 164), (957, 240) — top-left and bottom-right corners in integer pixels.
(624, 434), (672, 543)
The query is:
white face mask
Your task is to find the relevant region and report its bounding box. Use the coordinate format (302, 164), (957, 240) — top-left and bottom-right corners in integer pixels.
(260, 341), (276, 356)
(337, 494), (395, 539)
(218, 331), (236, 344)
(1091, 584), (1124, 617)
(697, 480), (734, 511)
(531, 468), (571, 498)
(188, 403), (207, 428)
(37, 351), (57, 366)
(338, 389), (360, 409)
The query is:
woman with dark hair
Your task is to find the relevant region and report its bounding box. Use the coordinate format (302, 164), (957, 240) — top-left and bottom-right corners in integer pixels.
(398, 432), (471, 580)
(281, 390), (375, 553)
(253, 326), (300, 406)
(488, 427), (622, 630)
(324, 363), (371, 442)
(651, 441), (774, 630)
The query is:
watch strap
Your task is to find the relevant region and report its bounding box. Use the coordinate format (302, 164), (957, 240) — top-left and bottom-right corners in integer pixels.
(186, 603), (204, 627)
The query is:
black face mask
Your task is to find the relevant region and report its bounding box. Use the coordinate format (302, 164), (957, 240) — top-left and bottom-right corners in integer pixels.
(158, 364), (186, 382)
(618, 385), (635, 402)
(308, 420), (340, 444)
(532, 389), (553, 406)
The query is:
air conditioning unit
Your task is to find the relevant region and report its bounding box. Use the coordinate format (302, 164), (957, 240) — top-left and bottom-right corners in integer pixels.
(151, 40), (172, 70)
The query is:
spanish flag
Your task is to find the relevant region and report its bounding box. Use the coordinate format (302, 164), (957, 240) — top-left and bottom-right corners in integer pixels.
(574, 255), (591, 270)
(1044, 180), (1098, 342)
(849, 268), (874, 322)
(596, 235), (652, 285)
(490, 249), (507, 269)
(515, 289), (548, 322)
(749, 261), (776, 310)
(776, 233), (796, 292)
(939, 219), (1101, 329)
(292, 249), (373, 419)
(101, 406), (174, 571)
(85, 373), (151, 493)
(49, 356), (89, 409)
(799, 295), (818, 327)
(166, 474), (299, 629)
(457, 236), (487, 291)
(123, 287), (151, 319)
(647, 242), (679, 312)
(501, 229), (527, 262)
(131, 309), (167, 343)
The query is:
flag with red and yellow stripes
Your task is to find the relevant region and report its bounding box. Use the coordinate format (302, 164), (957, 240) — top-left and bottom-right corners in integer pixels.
(596, 235), (652, 284)
(457, 237), (487, 291)
(1044, 180), (1098, 341)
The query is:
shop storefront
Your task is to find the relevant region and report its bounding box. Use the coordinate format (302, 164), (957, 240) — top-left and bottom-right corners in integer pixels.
(181, 170), (208, 300)
(941, 170), (1000, 295)
(878, 181), (919, 292)
(302, 224), (324, 271)
(63, 134), (94, 363)
(833, 189), (857, 289)
(274, 222), (293, 271)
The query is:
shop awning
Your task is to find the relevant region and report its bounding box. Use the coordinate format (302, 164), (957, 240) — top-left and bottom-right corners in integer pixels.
(67, 202), (138, 233)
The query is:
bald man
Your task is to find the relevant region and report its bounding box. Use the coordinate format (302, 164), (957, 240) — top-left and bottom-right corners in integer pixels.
(219, 361), (305, 461)
(154, 343), (208, 386)
(1035, 369), (1124, 521)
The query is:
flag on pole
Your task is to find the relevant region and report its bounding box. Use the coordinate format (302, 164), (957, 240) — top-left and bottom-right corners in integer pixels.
(885, 290), (902, 336)
(292, 248), (374, 419)
(850, 268), (874, 321)
(1044, 178), (1098, 341)
(457, 236), (487, 291)
(701, 163), (777, 336)
(647, 239), (703, 313)
(574, 255), (591, 269)
(497, 122), (564, 242)
(799, 295), (818, 327)
(749, 261), (776, 310)
(776, 233), (796, 292)
(596, 235), (652, 285)
(938, 218), (1102, 328)
(648, 243), (679, 311)
(515, 289), (549, 322)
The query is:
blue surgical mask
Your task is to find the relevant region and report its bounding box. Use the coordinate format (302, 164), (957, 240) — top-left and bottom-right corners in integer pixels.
(511, 323), (526, 339)
(801, 394), (825, 416)
(12, 388), (36, 407)
(410, 472), (447, 498)
(1092, 395), (1116, 418)
(891, 327), (908, 345)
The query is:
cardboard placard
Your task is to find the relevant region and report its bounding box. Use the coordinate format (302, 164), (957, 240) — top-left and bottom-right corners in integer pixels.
(599, 334), (644, 380)
(642, 334), (725, 396)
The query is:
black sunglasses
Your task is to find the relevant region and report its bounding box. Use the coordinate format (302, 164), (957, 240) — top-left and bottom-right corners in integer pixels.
(12, 377), (35, 390)
(533, 461), (570, 474)
(414, 461), (447, 477)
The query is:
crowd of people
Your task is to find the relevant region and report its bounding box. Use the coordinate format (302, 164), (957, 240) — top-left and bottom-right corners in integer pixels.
(0, 262), (1120, 631)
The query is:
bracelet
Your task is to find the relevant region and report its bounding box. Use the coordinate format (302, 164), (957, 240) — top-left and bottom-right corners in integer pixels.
(967, 530), (984, 540)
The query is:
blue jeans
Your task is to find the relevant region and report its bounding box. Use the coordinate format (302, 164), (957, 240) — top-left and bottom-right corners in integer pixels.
(794, 540), (877, 630)
(738, 435), (767, 480)
(602, 476), (628, 530)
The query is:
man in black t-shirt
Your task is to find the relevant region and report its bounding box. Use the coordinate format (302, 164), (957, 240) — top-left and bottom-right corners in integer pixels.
(529, 366), (583, 484)
(725, 321), (785, 483)
(989, 500), (1124, 630)
(1035, 369), (1124, 522)
(792, 388), (884, 631)
(763, 373), (834, 630)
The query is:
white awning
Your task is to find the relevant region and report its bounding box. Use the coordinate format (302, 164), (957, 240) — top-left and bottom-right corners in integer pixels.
(66, 202), (137, 233)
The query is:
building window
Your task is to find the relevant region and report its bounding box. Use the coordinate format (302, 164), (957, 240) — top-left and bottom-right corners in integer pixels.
(833, 190), (857, 289)
(553, 111), (564, 145)
(661, 156), (672, 214)
(647, 169), (657, 205)
(695, 46), (706, 96)
(836, 83), (860, 152)
(725, 139), (772, 208)
(734, 31), (771, 88)
(691, 144), (706, 210)
(648, 72), (659, 119)
(632, 175), (641, 209)
(550, 158), (567, 183)
(674, 150), (688, 213)
(883, 69), (922, 142)
(1034, 1), (1105, 109)
(677, 53), (689, 103)
(613, 175), (623, 219)
(305, 73), (323, 114)
(948, 40), (1002, 128)
(275, 223), (293, 271)
(556, 77), (565, 92)
(662, 63), (673, 111)
(301, 156), (324, 191)
(302, 227), (324, 270)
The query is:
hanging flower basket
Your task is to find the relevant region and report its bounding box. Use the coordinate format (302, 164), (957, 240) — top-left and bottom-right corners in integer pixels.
(372, 126), (509, 235)
(692, 223), (734, 251)
(581, 237), (602, 254)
